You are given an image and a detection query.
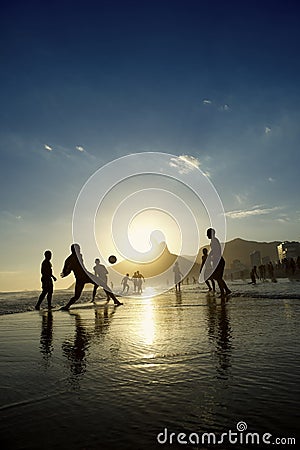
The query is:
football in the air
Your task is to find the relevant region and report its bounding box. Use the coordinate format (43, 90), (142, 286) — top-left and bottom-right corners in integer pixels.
(108, 255), (117, 264)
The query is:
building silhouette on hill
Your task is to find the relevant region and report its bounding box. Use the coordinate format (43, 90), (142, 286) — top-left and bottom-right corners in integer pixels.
(277, 241), (300, 262)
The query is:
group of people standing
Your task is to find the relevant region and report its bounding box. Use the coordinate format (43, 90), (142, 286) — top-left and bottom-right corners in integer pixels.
(35, 244), (123, 311)
(250, 262), (276, 284)
(121, 271), (145, 294)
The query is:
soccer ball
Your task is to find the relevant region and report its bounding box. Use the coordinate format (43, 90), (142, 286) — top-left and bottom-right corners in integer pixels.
(108, 255), (117, 264)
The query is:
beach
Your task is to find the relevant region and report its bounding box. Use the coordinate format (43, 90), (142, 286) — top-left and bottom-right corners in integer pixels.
(0, 282), (299, 449)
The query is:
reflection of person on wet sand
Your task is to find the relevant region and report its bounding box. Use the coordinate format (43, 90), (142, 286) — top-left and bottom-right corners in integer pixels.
(62, 314), (90, 379)
(39, 311), (53, 365)
(62, 306), (117, 384)
(200, 248), (215, 292)
(35, 250), (57, 310)
(206, 228), (231, 298)
(92, 258), (110, 302)
(205, 296), (232, 378)
(94, 304), (116, 339)
(173, 261), (183, 292)
(60, 244), (122, 310)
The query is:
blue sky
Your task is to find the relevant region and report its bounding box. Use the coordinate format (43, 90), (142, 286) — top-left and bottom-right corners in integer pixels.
(1, 0), (300, 290)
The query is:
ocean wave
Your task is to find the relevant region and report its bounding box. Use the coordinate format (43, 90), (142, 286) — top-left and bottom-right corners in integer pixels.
(0, 280), (300, 315)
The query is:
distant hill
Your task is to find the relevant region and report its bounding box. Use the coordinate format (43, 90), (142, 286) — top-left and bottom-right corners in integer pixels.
(221, 238), (280, 268)
(111, 242), (194, 286)
(113, 242), (176, 277)
(192, 238), (280, 273)
(184, 238), (280, 280)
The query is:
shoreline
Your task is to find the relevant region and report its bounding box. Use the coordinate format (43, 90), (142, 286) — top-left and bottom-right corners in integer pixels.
(1, 279), (300, 316)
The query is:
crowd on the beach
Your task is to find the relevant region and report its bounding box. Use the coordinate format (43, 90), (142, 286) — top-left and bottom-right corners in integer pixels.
(249, 262), (276, 284)
(234, 256), (300, 286)
(248, 257), (300, 285)
(35, 228), (232, 311)
(35, 226), (300, 312)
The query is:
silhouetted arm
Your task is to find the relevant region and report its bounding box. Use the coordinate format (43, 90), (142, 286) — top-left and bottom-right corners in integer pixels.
(200, 255), (207, 272)
(61, 256), (72, 278)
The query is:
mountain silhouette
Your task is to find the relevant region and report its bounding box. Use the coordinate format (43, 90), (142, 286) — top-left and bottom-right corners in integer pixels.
(221, 238), (280, 267)
(113, 241), (176, 277)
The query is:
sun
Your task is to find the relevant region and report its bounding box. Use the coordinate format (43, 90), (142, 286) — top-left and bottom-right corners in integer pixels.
(128, 209), (182, 255)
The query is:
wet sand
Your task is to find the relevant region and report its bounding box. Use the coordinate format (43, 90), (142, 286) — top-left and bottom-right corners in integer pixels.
(0, 289), (299, 449)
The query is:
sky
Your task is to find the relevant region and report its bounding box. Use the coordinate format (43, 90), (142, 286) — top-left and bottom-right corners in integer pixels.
(1, 0), (300, 291)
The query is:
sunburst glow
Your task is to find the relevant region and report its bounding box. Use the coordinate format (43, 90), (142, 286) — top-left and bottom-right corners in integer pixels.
(128, 209), (181, 254)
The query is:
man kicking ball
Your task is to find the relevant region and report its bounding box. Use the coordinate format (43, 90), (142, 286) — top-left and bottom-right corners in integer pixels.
(60, 244), (122, 310)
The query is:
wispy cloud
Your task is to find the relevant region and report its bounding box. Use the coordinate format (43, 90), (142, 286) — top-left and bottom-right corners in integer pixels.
(76, 145), (85, 152)
(276, 213), (291, 223)
(276, 217), (290, 223)
(169, 155), (201, 174)
(218, 104), (230, 112)
(179, 155), (200, 168)
(0, 211), (23, 223)
(226, 206), (281, 219)
(268, 177), (275, 182)
(234, 194), (248, 205)
(44, 144), (53, 152)
(265, 126), (271, 134)
(202, 99), (231, 112)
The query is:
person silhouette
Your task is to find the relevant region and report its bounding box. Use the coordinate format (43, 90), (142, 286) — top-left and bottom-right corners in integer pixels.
(250, 266), (259, 284)
(200, 248), (215, 292)
(136, 270), (145, 294)
(91, 258), (110, 302)
(206, 228), (231, 298)
(60, 244), (122, 310)
(132, 271), (138, 293)
(121, 273), (130, 293)
(35, 250), (57, 310)
(173, 261), (183, 292)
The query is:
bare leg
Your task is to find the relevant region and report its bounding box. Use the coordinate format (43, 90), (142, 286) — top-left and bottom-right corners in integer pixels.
(47, 284), (53, 308)
(221, 278), (231, 294)
(216, 279), (225, 296)
(62, 281), (85, 310)
(217, 278), (231, 296)
(205, 280), (212, 291)
(104, 289), (122, 306)
(92, 284), (97, 302)
(36, 288), (47, 310)
(36, 281), (53, 309)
